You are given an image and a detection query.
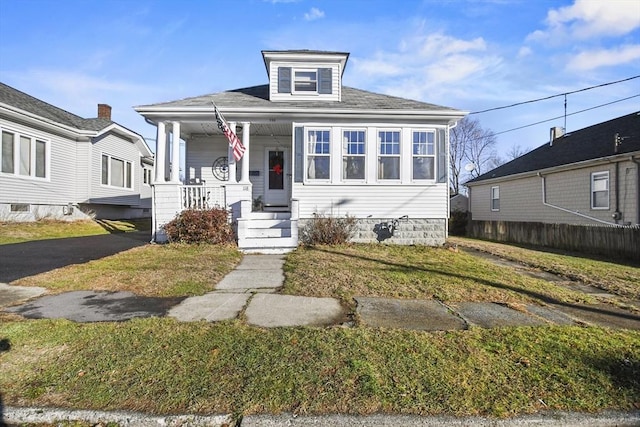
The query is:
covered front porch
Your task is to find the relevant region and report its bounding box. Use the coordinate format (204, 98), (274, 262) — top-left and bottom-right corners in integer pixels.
(151, 119), (299, 253)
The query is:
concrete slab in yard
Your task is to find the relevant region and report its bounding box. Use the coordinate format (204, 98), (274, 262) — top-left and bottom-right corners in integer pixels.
(215, 269), (284, 291)
(549, 303), (640, 330)
(0, 283), (47, 308)
(455, 302), (545, 328)
(355, 297), (467, 331)
(245, 294), (345, 327)
(5, 291), (184, 322)
(236, 254), (285, 270)
(526, 304), (577, 326)
(168, 292), (250, 322)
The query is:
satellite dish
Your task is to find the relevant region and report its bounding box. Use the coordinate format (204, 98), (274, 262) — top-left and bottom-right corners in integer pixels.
(464, 163), (476, 172)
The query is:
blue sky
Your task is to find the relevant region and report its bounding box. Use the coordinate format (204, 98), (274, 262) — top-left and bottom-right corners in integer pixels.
(1, 0), (638, 158)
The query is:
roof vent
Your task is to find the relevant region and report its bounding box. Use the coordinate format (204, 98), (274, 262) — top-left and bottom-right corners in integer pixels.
(549, 126), (564, 146)
(98, 103), (112, 120)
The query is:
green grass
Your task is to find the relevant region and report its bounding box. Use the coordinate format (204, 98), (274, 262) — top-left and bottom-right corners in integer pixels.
(1, 319), (638, 418)
(0, 219), (151, 245)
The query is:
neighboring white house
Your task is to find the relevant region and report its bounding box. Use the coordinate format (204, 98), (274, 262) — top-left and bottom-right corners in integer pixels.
(466, 112), (640, 226)
(0, 82), (154, 221)
(135, 50), (467, 252)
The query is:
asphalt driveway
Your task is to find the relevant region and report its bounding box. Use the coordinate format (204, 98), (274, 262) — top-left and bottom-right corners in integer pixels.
(0, 231), (150, 283)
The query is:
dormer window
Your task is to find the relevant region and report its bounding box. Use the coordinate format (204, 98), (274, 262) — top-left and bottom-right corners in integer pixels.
(294, 70), (317, 92)
(277, 67), (333, 95)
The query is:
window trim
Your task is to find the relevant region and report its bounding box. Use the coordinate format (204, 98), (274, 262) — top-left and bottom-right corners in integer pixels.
(377, 129), (401, 181)
(411, 130), (436, 181)
(0, 127), (49, 180)
(342, 129), (366, 181)
(491, 185), (500, 211)
(590, 171), (609, 210)
(292, 68), (318, 94)
(305, 128), (332, 182)
(101, 153), (134, 190)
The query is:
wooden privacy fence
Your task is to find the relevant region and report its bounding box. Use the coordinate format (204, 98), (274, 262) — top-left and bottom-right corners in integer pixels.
(468, 220), (640, 261)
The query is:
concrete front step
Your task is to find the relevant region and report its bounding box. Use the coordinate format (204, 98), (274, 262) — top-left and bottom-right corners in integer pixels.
(239, 236), (297, 254)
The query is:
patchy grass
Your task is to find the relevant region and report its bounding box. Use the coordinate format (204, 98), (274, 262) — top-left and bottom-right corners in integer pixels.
(12, 243), (242, 297)
(0, 219), (151, 245)
(283, 244), (599, 309)
(0, 319), (638, 418)
(449, 237), (640, 300)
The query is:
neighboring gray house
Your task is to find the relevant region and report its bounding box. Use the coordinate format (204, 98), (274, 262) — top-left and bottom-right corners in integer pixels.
(466, 112), (640, 226)
(450, 193), (468, 213)
(0, 82), (154, 221)
(135, 50), (467, 253)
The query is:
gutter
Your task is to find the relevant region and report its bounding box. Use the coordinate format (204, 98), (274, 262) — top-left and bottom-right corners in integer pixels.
(538, 172), (623, 227)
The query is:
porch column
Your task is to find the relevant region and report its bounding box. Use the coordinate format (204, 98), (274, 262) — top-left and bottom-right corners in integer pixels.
(241, 121), (250, 183)
(228, 121), (237, 183)
(154, 121), (167, 183)
(170, 121), (181, 183)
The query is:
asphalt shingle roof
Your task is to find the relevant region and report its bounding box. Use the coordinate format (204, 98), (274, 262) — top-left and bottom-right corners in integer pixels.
(467, 111), (640, 184)
(0, 82), (112, 132)
(136, 84), (459, 112)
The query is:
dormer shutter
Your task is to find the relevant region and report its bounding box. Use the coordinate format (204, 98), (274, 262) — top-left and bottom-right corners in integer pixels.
(318, 68), (332, 94)
(278, 67), (291, 93)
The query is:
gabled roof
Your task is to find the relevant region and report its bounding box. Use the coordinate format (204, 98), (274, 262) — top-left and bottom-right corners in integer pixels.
(0, 82), (153, 158)
(0, 82), (112, 131)
(135, 84), (460, 113)
(467, 111), (640, 184)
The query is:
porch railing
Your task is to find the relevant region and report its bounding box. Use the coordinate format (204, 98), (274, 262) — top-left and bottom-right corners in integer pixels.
(180, 185), (226, 210)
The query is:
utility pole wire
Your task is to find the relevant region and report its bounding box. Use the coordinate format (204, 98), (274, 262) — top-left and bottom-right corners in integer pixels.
(469, 75), (640, 115)
(492, 94), (640, 137)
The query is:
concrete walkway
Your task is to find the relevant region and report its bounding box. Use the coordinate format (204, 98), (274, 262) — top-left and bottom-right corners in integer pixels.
(3, 253), (640, 330)
(168, 255), (346, 327)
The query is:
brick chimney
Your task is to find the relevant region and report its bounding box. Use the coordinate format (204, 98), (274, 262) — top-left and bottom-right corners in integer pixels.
(97, 104), (112, 120)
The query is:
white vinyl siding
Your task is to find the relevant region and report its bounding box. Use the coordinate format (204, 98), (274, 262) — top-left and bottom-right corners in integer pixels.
(591, 171), (609, 209)
(269, 62), (341, 102)
(0, 127), (49, 180)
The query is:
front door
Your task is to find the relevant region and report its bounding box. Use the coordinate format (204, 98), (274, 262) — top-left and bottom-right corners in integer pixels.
(263, 148), (289, 207)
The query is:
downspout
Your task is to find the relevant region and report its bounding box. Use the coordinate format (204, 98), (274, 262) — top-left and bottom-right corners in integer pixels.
(538, 172), (622, 226)
(632, 156), (640, 225)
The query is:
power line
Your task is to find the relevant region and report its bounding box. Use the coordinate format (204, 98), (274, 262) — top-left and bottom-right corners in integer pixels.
(469, 75), (640, 115)
(492, 94), (640, 137)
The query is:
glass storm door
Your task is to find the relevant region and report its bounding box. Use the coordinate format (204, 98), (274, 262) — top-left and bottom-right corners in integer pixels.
(264, 148), (289, 207)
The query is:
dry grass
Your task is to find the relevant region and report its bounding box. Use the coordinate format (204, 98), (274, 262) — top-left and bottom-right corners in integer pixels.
(283, 244), (598, 309)
(450, 237), (640, 300)
(13, 243), (242, 297)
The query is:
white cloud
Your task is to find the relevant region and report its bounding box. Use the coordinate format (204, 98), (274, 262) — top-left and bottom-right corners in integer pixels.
(528, 0), (640, 41)
(566, 44), (640, 71)
(517, 46), (533, 58)
(304, 7), (325, 21)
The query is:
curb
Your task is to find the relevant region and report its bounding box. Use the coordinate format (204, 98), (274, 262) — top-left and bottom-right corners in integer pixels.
(4, 407), (640, 427)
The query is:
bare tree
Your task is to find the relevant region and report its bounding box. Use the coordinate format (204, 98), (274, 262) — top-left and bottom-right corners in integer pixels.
(505, 144), (530, 161)
(449, 117), (498, 194)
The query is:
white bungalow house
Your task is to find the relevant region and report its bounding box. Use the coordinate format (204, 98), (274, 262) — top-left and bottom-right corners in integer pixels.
(0, 82), (154, 221)
(136, 50), (467, 253)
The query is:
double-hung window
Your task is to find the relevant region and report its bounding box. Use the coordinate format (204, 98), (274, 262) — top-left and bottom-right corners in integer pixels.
(343, 130), (365, 180)
(307, 130), (330, 180)
(1, 129), (47, 178)
(491, 186), (500, 211)
(294, 69), (317, 93)
(412, 131), (435, 180)
(591, 171), (609, 209)
(102, 154), (132, 189)
(378, 131), (400, 180)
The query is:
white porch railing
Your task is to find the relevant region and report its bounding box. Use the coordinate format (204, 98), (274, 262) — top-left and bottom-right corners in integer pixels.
(180, 185), (226, 210)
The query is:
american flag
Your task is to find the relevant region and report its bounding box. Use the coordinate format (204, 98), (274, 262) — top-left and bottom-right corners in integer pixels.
(214, 105), (246, 161)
